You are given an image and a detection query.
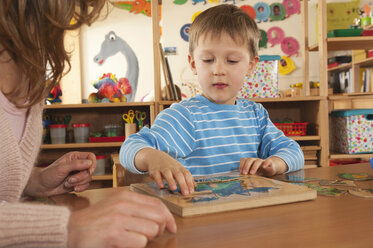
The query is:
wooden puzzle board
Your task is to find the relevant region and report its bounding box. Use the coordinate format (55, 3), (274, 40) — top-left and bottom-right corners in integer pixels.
(130, 172), (317, 217)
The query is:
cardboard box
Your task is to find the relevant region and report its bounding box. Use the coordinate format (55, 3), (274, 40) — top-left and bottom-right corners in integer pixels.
(238, 55), (280, 99)
(330, 109), (373, 154)
(352, 50), (366, 62)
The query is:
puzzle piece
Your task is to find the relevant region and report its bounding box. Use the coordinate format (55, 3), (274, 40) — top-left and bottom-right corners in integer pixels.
(304, 183), (347, 197)
(338, 173), (373, 181)
(319, 180), (356, 187)
(348, 188), (373, 198)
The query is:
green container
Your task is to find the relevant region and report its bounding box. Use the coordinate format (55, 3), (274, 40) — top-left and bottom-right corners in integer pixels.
(327, 29), (363, 37)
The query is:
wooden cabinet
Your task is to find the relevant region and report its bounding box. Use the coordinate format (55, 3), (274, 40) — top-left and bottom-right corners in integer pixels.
(302, 0), (373, 166)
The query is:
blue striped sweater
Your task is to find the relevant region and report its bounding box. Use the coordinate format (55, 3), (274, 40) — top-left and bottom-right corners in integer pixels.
(120, 94), (304, 176)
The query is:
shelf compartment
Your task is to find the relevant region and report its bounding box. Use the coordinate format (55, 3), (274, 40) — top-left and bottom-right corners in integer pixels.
(289, 136), (320, 141)
(328, 94), (373, 111)
(40, 142), (123, 149)
(328, 63), (351, 72)
(330, 153), (373, 160)
(309, 36), (373, 51)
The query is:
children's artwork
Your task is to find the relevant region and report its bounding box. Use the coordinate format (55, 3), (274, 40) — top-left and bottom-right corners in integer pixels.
(254, 2), (270, 23)
(238, 55), (280, 99)
(130, 172), (316, 217)
(180, 23), (191, 42)
(110, 0), (151, 17)
(283, 0), (301, 18)
(93, 31), (138, 102)
(191, 11), (202, 22)
(338, 173), (373, 181)
(46, 83), (62, 104)
(279, 56), (295, 75)
(259, 29), (268, 48)
(192, 0), (206, 5)
(281, 37), (299, 57)
(319, 180), (356, 187)
(269, 3), (286, 22)
(325, 0), (360, 33)
(348, 188), (373, 198)
(267, 27), (285, 47)
(173, 0), (188, 4)
(240, 5), (256, 19)
(304, 183), (347, 197)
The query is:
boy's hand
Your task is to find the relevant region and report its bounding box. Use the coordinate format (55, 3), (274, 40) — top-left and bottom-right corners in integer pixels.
(238, 156), (288, 176)
(135, 148), (196, 195)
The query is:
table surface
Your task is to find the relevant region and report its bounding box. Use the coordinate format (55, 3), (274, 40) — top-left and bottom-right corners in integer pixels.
(55, 163), (373, 248)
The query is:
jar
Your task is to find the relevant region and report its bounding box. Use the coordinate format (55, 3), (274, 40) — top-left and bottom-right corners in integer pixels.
(104, 124), (121, 137)
(49, 124), (67, 144)
(72, 123), (90, 143)
(94, 155), (107, 176)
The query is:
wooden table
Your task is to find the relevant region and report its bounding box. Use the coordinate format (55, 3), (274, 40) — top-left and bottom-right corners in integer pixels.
(56, 163), (373, 248)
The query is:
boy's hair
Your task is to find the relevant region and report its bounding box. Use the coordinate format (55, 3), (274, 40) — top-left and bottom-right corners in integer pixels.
(0, 0), (107, 107)
(189, 4), (260, 59)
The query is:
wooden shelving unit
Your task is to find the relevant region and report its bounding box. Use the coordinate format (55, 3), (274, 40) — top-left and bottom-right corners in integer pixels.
(304, 0), (373, 165)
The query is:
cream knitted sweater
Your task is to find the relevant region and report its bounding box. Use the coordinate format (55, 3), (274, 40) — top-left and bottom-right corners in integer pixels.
(0, 102), (70, 247)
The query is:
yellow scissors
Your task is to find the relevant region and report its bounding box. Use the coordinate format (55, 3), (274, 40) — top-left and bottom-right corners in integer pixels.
(122, 110), (135, 123)
(135, 110), (146, 129)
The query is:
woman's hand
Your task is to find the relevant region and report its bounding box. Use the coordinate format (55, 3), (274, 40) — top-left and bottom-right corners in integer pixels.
(67, 190), (177, 248)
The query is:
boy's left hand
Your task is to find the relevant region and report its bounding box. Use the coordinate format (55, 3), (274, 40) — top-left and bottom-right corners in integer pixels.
(239, 156), (288, 176)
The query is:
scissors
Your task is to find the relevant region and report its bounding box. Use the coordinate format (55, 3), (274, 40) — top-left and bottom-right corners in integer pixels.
(135, 110), (146, 129)
(122, 110), (135, 123)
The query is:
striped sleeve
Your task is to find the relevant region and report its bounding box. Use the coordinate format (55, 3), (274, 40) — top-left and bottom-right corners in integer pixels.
(119, 103), (196, 174)
(254, 103), (304, 172)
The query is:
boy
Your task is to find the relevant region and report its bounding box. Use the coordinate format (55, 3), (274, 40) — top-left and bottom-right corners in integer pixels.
(120, 4), (304, 195)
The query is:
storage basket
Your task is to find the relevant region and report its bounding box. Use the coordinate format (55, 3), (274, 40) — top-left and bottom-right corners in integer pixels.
(330, 109), (373, 154)
(273, 122), (308, 136)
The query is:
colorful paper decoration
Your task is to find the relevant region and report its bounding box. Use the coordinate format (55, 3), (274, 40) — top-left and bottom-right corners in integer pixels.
(281, 37), (299, 57)
(180, 23), (191, 42)
(254, 2), (270, 23)
(325, 1), (359, 32)
(240, 5), (256, 19)
(207, 0), (220, 3)
(279, 56), (295, 75)
(192, 11), (202, 22)
(173, 0), (188, 5)
(110, 0), (151, 17)
(192, 0), (207, 5)
(283, 0), (301, 17)
(259, 29), (268, 48)
(269, 3), (286, 21)
(267, 26), (284, 47)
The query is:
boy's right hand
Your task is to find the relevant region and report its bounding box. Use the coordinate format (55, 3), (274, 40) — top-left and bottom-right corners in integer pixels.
(135, 148), (195, 195)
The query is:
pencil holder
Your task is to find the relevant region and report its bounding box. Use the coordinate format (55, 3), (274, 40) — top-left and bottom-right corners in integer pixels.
(125, 123), (137, 138)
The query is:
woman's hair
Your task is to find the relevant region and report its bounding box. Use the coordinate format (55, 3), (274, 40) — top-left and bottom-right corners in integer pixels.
(0, 0), (107, 107)
(189, 4), (260, 59)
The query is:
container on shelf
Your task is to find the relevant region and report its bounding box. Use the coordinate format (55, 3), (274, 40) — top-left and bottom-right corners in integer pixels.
(238, 55), (280, 99)
(49, 124), (67, 144)
(104, 124), (121, 137)
(273, 122), (308, 136)
(72, 123), (90, 143)
(93, 155), (107, 176)
(330, 109), (373, 154)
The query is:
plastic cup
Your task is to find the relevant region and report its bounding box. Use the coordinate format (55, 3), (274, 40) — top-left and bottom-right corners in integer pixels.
(72, 123), (90, 143)
(104, 125), (121, 137)
(49, 124), (67, 144)
(94, 155), (107, 175)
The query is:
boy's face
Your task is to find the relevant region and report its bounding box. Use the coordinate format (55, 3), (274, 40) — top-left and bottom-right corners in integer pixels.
(188, 32), (258, 105)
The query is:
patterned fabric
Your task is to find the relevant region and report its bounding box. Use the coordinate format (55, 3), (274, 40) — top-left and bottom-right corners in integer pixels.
(120, 94), (304, 176)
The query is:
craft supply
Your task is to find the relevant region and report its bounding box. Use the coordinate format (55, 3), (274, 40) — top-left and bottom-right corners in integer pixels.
(72, 123), (90, 143)
(122, 110), (135, 123)
(135, 110), (146, 129)
(125, 123), (137, 138)
(93, 155), (106, 176)
(49, 124), (67, 144)
(130, 171), (316, 217)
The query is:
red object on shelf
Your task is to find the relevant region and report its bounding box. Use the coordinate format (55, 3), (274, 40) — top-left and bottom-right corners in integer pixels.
(273, 122), (308, 136)
(362, 29), (373, 36)
(89, 136), (125, 142)
(327, 62), (339, 69)
(367, 49), (373, 58)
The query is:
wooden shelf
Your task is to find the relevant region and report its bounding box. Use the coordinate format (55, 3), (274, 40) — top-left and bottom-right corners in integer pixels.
(40, 142), (123, 149)
(354, 56), (373, 67)
(328, 94), (373, 111)
(44, 101), (155, 109)
(244, 96), (324, 103)
(289, 136), (320, 141)
(330, 153), (373, 160)
(92, 175), (113, 181)
(328, 63), (351, 72)
(309, 36), (373, 51)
